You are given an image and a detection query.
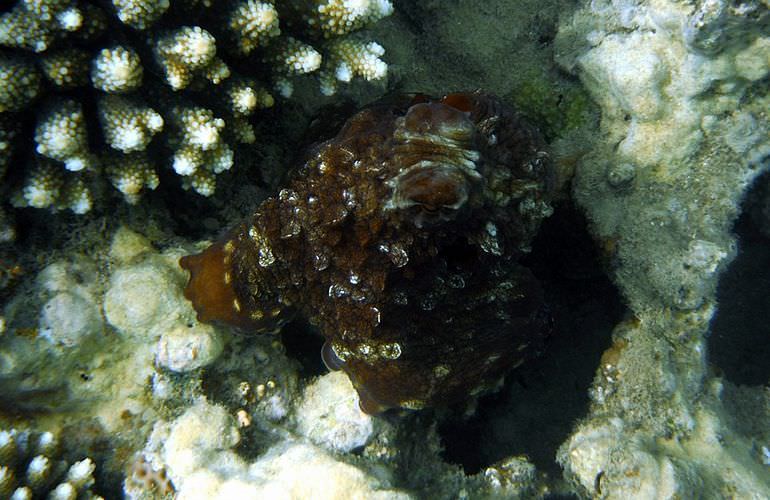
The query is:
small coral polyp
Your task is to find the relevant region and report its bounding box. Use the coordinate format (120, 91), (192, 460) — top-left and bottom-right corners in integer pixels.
(181, 92), (555, 413)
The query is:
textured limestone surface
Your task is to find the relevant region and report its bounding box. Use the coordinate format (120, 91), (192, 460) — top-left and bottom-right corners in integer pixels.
(0, 228), (227, 430)
(295, 371), (375, 453)
(139, 398), (409, 499)
(552, 0), (770, 496)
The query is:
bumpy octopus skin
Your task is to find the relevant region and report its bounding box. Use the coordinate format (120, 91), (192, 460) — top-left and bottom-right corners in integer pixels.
(180, 92), (555, 414)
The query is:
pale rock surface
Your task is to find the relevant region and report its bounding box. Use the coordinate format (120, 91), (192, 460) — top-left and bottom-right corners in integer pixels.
(295, 371), (375, 453)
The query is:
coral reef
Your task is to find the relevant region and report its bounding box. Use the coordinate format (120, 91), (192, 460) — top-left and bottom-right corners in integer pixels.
(0, 0), (392, 219)
(0, 227), (228, 429)
(551, 0), (770, 495)
(295, 371), (375, 452)
(1, 0), (768, 497)
(135, 397), (409, 499)
(180, 92), (556, 413)
(0, 428), (101, 499)
(2, 222), (431, 496)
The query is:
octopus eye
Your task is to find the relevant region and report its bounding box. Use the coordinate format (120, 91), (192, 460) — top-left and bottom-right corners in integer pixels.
(321, 341), (346, 371)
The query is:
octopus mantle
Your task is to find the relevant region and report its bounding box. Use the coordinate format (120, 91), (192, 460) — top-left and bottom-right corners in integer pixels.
(180, 92), (555, 413)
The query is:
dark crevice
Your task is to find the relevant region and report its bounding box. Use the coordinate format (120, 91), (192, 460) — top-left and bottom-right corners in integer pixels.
(708, 171), (770, 386)
(438, 202), (624, 476)
(281, 318), (327, 379)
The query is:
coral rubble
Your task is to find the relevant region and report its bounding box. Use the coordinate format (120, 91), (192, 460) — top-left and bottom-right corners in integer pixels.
(0, 228), (230, 432)
(295, 371), (375, 452)
(136, 398), (408, 499)
(181, 92), (556, 413)
(0, 0), (392, 219)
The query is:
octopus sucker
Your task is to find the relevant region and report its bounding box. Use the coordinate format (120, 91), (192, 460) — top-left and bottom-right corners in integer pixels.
(181, 92), (555, 413)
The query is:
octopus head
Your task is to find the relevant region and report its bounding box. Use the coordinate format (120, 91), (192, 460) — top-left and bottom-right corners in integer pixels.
(401, 101), (475, 142)
(386, 161), (473, 227)
(387, 101), (483, 227)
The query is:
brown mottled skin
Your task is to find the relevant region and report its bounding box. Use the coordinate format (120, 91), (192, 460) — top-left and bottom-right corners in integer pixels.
(180, 92), (555, 413)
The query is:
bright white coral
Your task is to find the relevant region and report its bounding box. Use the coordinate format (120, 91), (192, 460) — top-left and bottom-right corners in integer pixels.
(268, 37), (322, 97)
(155, 26), (225, 90)
(0, 429), (99, 499)
(34, 99), (91, 172)
(177, 143), (234, 196)
(18, 159), (92, 213)
(55, 6), (83, 32)
(311, 0), (393, 38)
(169, 105), (234, 195)
(272, 37), (323, 75)
(228, 0), (281, 54)
(91, 46), (143, 93)
(225, 80), (274, 116)
(319, 39), (387, 96)
(187, 166), (218, 196)
(0, 0), (393, 212)
(21, 161), (64, 209)
(99, 95), (163, 152)
(105, 153), (160, 204)
(175, 106), (225, 150)
(0, 0), (84, 52)
(112, 0), (169, 29)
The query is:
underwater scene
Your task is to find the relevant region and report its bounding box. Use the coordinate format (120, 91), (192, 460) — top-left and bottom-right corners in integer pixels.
(0, 0), (768, 498)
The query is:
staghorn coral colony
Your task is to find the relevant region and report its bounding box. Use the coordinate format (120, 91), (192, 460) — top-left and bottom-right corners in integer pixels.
(0, 0), (392, 222)
(0, 0), (769, 498)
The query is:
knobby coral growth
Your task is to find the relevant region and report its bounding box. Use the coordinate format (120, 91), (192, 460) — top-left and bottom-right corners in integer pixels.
(0, 0), (393, 226)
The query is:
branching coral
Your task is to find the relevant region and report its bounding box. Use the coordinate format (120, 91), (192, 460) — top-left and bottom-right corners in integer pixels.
(0, 428), (102, 499)
(0, 0), (393, 223)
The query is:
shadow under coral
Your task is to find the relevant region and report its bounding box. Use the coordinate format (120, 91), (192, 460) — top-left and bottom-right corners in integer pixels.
(437, 202), (625, 477)
(708, 170), (770, 386)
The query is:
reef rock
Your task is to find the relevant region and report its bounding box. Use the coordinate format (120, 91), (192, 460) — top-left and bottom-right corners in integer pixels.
(181, 92), (555, 413)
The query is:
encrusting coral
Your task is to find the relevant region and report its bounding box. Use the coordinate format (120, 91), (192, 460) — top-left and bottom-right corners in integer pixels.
(134, 398), (408, 498)
(0, 0), (392, 222)
(552, 0), (770, 495)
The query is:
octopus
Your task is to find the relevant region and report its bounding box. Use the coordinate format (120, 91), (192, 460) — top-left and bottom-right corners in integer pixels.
(180, 92), (555, 414)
